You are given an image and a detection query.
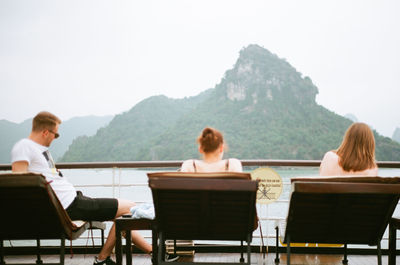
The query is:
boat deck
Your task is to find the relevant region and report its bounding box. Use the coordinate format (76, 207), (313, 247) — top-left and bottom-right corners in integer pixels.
(2, 252), (394, 265)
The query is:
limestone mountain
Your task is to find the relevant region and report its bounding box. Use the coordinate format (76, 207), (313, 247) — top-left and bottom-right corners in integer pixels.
(61, 45), (400, 162)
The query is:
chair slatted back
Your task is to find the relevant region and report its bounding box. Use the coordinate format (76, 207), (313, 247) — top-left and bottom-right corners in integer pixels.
(0, 173), (76, 240)
(284, 176), (400, 246)
(148, 172), (257, 241)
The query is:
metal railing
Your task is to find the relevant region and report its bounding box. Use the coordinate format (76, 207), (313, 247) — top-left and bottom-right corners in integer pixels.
(1, 159), (399, 170)
(1, 159), (399, 250)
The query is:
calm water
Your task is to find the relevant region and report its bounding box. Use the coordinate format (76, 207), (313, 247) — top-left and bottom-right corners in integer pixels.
(5, 167), (400, 248)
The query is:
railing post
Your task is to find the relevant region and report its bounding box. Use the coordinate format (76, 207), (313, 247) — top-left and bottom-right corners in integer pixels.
(118, 167), (122, 198)
(112, 167), (116, 198)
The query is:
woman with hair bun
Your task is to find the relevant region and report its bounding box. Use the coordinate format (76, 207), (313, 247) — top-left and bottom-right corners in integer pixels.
(319, 122), (378, 176)
(180, 127), (243, 172)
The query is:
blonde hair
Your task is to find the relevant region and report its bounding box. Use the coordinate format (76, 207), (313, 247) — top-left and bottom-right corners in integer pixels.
(32, 111), (61, 132)
(197, 127), (224, 153)
(336, 122), (376, 172)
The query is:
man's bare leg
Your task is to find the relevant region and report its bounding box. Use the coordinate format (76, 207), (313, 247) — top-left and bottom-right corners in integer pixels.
(97, 199), (152, 260)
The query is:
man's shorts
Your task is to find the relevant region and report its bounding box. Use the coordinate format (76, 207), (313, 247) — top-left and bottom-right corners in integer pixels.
(66, 191), (118, 221)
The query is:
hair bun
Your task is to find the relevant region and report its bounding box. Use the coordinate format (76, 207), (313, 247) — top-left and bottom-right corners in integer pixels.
(202, 127), (214, 137)
(197, 127), (224, 153)
(201, 127), (214, 138)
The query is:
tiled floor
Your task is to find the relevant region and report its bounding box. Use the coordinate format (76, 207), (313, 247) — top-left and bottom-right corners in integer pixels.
(2, 252), (396, 265)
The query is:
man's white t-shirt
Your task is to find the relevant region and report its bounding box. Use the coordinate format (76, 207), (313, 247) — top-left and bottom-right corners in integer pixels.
(11, 138), (77, 209)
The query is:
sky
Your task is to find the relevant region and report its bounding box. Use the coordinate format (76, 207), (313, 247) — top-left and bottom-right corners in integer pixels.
(0, 0), (399, 137)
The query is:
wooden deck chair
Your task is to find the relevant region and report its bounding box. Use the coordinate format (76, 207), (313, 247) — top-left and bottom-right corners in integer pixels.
(281, 176), (400, 265)
(0, 173), (106, 265)
(147, 172), (258, 265)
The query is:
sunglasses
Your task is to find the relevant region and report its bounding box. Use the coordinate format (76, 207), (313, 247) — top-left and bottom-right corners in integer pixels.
(48, 130), (60, 139)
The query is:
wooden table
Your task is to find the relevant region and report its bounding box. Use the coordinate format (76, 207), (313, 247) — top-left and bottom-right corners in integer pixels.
(115, 217), (156, 265)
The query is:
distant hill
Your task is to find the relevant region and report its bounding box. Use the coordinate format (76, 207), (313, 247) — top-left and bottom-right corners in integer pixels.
(0, 115), (113, 163)
(0, 119), (32, 163)
(393, 128), (400, 144)
(61, 91), (212, 162)
(61, 44), (400, 162)
(50, 115), (114, 160)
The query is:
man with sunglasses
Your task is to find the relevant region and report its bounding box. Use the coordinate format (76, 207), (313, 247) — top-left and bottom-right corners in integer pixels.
(10, 111), (154, 265)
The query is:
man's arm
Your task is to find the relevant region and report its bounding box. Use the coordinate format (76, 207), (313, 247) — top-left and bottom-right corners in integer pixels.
(12, 161), (29, 172)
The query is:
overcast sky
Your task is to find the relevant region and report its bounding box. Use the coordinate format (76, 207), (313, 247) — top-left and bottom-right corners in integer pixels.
(0, 0), (399, 137)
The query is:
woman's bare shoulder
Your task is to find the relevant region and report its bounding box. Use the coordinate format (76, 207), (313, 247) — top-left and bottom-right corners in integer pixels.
(320, 151), (341, 176)
(323, 151), (338, 160)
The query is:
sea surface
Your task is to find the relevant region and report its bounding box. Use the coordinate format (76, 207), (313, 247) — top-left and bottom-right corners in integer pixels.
(4, 167), (400, 248)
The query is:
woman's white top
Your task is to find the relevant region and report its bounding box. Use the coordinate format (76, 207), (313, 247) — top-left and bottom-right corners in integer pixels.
(180, 158), (243, 172)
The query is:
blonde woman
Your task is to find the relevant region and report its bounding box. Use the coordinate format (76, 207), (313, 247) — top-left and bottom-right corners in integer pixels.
(320, 122), (378, 176)
(181, 127), (242, 172)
